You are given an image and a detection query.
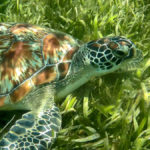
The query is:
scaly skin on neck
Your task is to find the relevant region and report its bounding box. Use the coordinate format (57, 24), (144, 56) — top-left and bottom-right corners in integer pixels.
(55, 65), (93, 100)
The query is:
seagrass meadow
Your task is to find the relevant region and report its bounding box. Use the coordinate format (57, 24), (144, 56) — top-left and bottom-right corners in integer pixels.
(0, 0), (150, 149)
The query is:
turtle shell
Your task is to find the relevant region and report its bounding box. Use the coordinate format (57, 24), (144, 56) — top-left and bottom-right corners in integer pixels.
(0, 23), (79, 107)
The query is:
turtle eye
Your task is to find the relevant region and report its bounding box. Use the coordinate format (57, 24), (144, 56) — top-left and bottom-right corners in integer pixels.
(113, 50), (127, 58)
(108, 39), (133, 58)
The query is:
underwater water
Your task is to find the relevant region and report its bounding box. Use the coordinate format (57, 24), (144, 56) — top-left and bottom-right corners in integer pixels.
(0, 0), (149, 149)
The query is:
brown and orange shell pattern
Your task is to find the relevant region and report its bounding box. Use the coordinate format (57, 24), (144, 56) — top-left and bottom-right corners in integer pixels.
(0, 23), (79, 106)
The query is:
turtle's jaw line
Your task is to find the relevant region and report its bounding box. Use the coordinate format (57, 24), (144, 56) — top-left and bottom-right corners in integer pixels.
(133, 49), (143, 62)
(95, 64), (121, 76)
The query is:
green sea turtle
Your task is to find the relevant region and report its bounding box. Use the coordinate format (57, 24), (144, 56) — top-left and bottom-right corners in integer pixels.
(0, 23), (142, 150)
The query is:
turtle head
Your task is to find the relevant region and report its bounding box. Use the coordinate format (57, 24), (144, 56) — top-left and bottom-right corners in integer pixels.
(81, 36), (142, 76)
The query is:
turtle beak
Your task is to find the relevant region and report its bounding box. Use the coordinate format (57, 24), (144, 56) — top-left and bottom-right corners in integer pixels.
(118, 49), (143, 72)
(125, 47), (143, 63)
(133, 49), (143, 62)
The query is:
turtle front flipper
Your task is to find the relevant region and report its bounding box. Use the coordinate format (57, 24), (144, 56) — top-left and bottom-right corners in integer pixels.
(0, 104), (61, 150)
